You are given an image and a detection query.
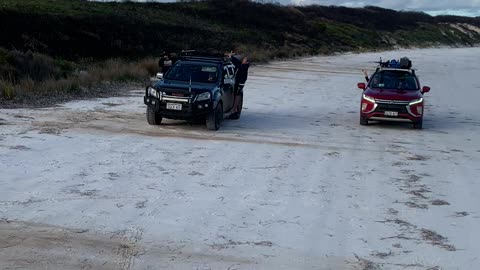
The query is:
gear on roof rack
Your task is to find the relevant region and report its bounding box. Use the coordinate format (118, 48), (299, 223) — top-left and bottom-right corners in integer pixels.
(375, 57), (412, 69)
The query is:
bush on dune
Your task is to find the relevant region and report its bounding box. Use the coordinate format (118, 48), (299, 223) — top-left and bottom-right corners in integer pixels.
(0, 49), (159, 103)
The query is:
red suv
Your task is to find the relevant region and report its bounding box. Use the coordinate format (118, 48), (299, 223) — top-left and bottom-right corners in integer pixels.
(357, 61), (430, 129)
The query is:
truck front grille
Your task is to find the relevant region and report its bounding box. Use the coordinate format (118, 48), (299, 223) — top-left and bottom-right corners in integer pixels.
(160, 88), (194, 103)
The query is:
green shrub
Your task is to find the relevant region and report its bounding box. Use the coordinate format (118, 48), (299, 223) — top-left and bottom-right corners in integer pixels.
(0, 48), (8, 64)
(55, 59), (77, 78)
(2, 50), (64, 82)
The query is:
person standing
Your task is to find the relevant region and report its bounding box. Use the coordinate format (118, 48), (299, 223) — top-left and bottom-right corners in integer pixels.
(158, 52), (173, 74)
(228, 52), (250, 113)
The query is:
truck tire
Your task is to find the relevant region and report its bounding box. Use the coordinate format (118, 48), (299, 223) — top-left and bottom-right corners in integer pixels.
(206, 102), (223, 131)
(146, 107), (162, 125)
(229, 95), (243, 120)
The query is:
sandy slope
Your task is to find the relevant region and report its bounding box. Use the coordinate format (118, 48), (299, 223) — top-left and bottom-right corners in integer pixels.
(1, 47), (479, 270)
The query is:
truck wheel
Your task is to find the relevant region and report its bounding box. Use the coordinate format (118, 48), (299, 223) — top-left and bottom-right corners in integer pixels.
(413, 119), (423, 129)
(229, 95), (243, 120)
(206, 102), (223, 131)
(146, 107), (162, 125)
(360, 116), (368, 125)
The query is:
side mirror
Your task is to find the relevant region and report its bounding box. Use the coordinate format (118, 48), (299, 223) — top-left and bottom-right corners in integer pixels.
(156, 72), (164, 80)
(357, 82), (366, 90)
(422, 86), (430, 93)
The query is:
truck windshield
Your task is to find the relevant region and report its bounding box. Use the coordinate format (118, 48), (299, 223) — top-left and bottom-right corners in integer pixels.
(165, 62), (219, 84)
(370, 71), (419, 90)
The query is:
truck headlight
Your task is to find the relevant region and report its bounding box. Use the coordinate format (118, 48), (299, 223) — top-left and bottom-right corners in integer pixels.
(362, 94), (376, 103)
(196, 92), (211, 102)
(148, 87), (160, 99)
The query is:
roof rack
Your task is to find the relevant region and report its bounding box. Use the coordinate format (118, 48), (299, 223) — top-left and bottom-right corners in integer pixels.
(376, 67), (416, 75)
(179, 50), (230, 63)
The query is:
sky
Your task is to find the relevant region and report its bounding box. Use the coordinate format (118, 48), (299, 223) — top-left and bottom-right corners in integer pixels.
(96, 0), (480, 17)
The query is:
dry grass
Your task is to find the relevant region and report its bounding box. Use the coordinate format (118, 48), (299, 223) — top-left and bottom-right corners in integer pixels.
(1, 57), (158, 104)
(85, 59), (151, 83)
(0, 80), (16, 100)
(138, 58), (159, 76)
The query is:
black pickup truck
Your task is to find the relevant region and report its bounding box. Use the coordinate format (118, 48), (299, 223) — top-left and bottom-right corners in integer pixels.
(144, 54), (242, 130)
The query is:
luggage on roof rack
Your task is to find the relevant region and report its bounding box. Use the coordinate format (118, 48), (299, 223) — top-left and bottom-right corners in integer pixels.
(376, 57), (412, 69)
(389, 59), (400, 68)
(399, 57), (412, 69)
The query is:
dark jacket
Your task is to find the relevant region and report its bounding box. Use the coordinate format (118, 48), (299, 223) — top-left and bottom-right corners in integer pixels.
(231, 56), (250, 84)
(159, 54), (178, 74)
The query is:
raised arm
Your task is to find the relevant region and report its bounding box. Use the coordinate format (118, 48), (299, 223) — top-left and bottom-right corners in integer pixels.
(362, 69), (369, 82)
